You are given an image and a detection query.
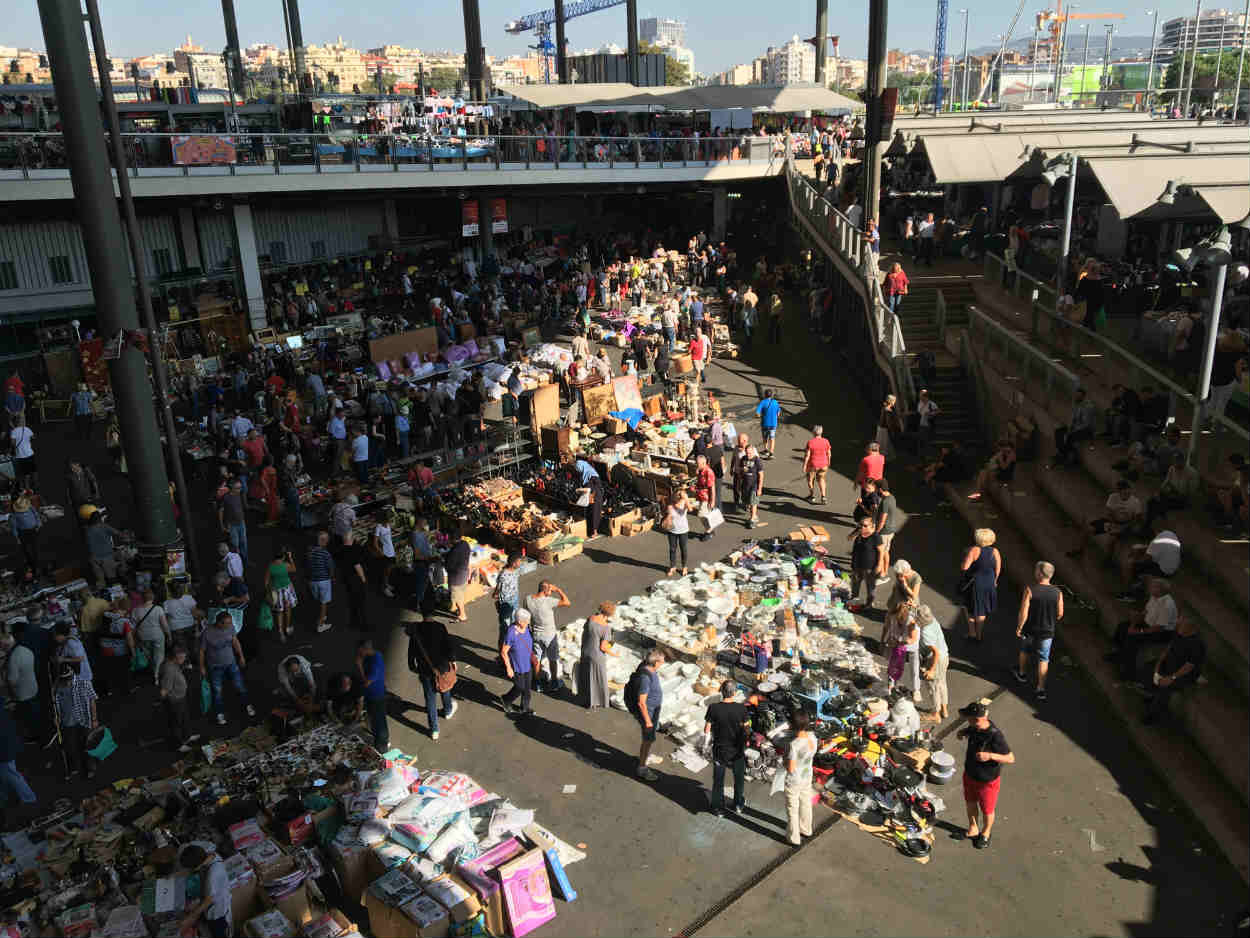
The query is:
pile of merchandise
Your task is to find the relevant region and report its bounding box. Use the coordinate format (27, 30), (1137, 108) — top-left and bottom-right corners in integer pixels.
(0, 723), (582, 937)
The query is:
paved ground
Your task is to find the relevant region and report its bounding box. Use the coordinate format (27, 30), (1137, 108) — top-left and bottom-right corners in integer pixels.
(9, 293), (1245, 936)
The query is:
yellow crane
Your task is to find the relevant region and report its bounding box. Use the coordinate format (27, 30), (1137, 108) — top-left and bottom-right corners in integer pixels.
(1035, 3), (1126, 63)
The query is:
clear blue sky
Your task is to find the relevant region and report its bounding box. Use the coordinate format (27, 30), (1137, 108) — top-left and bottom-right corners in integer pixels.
(8, 1), (1188, 74)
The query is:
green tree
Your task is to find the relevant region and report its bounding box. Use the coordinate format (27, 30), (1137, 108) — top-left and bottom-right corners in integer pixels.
(639, 40), (690, 85)
(425, 67), (462, 92)
(1160, 51), (1243, 103)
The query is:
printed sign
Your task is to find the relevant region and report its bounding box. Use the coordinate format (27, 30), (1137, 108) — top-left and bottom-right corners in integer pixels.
(171, 135), (237, 165)
(461, 201), (480, 237)
(491, 198), (509, 234)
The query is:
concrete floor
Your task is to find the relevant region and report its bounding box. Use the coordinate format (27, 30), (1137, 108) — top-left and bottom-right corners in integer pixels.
(10, 295), (1245, 936)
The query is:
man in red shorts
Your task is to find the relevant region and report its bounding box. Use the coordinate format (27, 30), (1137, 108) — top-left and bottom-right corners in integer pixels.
(955, 699), (1014, 850)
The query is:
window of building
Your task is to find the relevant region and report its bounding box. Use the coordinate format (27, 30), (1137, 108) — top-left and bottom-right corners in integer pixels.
(49, 255), (75, 284)
(151, 247), (173, 276)
(268, 241), (287, 264)
(310, 240), (327, 259)
(0, 261), (17, 291)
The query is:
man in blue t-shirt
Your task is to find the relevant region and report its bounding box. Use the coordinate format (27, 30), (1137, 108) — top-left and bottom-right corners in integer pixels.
(635, 649), (666, 781)
(357, 639), (388, 750)
(756, 389), (781, 459)
(500, 609), (535, 717)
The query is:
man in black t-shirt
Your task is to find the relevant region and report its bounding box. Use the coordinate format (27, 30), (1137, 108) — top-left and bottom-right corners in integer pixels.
(848, 516), (885, 612)
(738, 445), (766, 529)
(325, 671), (363, 723)
(1145, 616), (1205, 724)
(703, 681), (751, 816)
(956, 700), (1014, 849)
(339, 531), (370, 631)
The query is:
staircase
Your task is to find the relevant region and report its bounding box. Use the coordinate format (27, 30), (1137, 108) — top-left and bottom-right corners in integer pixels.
(896, 283), (979, 450)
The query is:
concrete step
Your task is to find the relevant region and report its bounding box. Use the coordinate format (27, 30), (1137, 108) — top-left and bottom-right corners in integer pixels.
(964, 462), (1250, 810)
(1031, 458), (1250, 701)
(942, 479), (1250, 883)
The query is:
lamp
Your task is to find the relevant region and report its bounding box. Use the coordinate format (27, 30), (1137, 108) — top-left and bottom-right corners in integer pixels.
(1168, 246), (1197, 272)
(1157, 180), (1177, 205)
(1199, 226), (1232, 266)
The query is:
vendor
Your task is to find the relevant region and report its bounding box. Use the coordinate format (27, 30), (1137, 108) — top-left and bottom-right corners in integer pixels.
(326, 670), (364, 723)
(278, 654), (322, 715)
(179, 845), (232, 938)
(568, 454), (603, 539)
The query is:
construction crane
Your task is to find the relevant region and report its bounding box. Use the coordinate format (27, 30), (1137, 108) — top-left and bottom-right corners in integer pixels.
(932, 0), (949, 111)
(506, 0), (628, 83)
(1035, 3), (1125, 66)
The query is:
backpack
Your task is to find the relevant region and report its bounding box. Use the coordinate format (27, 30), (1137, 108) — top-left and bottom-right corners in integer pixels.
(625, 666), (645, 717)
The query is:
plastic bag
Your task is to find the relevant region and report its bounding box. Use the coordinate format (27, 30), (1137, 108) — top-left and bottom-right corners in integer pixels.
(698, 507), (724, 532)
(257, 602), (274, 632)
(130, 644), (150, 672)
(200, 678), (212, 715)
(770, 768), (788, 797)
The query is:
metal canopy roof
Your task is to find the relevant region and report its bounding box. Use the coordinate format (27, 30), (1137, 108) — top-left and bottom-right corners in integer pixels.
(1085, 154), (1250, 223)
(495, 83), (860, 114)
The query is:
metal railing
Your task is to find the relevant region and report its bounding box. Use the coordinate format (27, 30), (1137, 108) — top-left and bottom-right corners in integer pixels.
(785, 160), (915, 410)
(965, 304), (1082, 422)
(982, 251), (1249, 456)
(983, 251), (1059, 315)
(0, 132), (780, 179)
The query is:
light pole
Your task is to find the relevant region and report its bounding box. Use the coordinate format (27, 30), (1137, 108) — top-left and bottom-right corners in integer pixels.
(1100, 24), (1114, 98)
(1043, 152), (1079, 297)
(1054, 4), (1077, 103)
(1080, 24), (1091, 107)
(1176, 227), (1234, 464)
(995, 33), (1008, 104)
(1029, 25), (1039, 101)
(1214, 17), (1227, 105)
(1145, 10), (1160, 111)
(1183, 0), (1202, 114)
(959, 8), (970, 111)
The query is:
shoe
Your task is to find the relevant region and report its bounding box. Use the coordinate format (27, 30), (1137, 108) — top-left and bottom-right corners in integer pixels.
(820, 497), (827, 505)
(187, 733), (202, 743)
(216, 713), (226, 726)
(317, 623), (332, 633)
(875, 576), (891, 586)
(178, 743), (193, 753)
(446, 700), (458, 720)
(710, 807), (725, 818)
(1012, 669), (1027, 684)
(973, 833), (991, 850)
(431, 730), (440, 740)
(637, 766), (659, 781)
(1035, 689), (1048, 701)
(383, 587), (396, 598)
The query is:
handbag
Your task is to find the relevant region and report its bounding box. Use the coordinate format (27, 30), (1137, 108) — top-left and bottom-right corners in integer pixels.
(412, 629), (457, 693)
(698, 507), (724, 533)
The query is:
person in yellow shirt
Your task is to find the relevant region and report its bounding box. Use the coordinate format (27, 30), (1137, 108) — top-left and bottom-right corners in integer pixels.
(77, 586), (111, 636)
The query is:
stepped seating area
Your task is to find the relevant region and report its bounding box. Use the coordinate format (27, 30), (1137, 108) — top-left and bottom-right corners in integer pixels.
(940, 286), (1250, 881)
(896, 283), (979, 450)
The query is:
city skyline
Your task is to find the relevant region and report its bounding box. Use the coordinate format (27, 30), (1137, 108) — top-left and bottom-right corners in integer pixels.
(4, 0), (1214, 76)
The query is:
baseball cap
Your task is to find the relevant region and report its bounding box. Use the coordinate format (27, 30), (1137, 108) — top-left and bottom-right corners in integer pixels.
(958, 700), (989, 718)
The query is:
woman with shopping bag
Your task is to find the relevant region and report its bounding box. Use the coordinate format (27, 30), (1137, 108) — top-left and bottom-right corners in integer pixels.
(693, 454), (722, 541)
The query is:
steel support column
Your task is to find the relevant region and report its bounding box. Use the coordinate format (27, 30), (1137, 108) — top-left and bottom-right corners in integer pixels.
(287, 0), (309, 91)
(815, 0), (830, 86)
(554, 0), (569, 83)
(626, 0), (640, 84)
(35, 0), (176, 550)
(864, 0), (889, 225)
(462, 0), (486, 102)
(220, 0), (247, 101)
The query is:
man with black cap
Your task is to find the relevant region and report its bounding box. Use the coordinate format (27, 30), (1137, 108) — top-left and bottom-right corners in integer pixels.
(703, 680), (751, 817)
(955, 699), (1014, 849)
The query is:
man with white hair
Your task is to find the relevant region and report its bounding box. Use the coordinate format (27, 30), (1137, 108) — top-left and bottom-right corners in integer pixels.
(916, 604), (949, 722)
(703, 680), (750, 817)
(1015, 561), (1063, 701)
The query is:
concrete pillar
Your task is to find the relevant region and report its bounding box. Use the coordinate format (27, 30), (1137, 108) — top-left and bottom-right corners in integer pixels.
(478, 195), (494, 262)
(178, 206), (202, 270)
(712, 189), (728, 243)
(232, 202), (267, 330)
(383, 199), (400, 243)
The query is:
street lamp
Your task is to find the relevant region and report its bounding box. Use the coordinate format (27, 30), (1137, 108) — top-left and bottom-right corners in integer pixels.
(1028, 25), (1039, 102)
(1042, 152), (1079, 297)
(1145, 10), (1160, 111)
(1178, 226), (1234, 463)
(959, 9), (970, 112)
(1080, 24), (1091, 108)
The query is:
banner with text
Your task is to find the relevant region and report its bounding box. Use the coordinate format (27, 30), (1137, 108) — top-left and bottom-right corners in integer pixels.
(490, 198), (509, 234)
(461, 201), (480, 237)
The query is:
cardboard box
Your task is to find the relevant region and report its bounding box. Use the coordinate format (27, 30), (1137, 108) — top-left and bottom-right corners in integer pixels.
(259, 857), (313, 927)
(457, 837), (525, 938)
(364, 868), (425, 938)
(301, 909), (358, 938)
(245, 839), (288, 881)
(400, 894), (451, 938)
(245, 909), (294, 938)
(330, 834), (370, 906)
(607, 508), (641, 537)
(671, 354), (693, 374)
(421, 873), (481, 924)
(227, 853), (260, 932)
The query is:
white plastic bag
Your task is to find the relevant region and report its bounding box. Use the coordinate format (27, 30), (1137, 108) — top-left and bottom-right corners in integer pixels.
(698, 507), (724, 532)
(770, 767), (788, 797)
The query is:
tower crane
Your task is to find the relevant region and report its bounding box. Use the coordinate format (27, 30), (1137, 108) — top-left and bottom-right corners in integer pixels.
(932, 0), (949, 111)
(506, 0), (629, 83)
(1035, 3), (1125, 66)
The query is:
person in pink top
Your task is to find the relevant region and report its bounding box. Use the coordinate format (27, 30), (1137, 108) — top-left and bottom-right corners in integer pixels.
(802, 425), (832, 505)
(856, 442), (885, 497)
(885, 262), (910, 314)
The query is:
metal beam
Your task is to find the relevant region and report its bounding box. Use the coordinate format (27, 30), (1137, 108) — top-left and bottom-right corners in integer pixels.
(462, 0), (486, 101)
(815, 0), (830, 87)
(287, 0), (309, 91)
(864, 0), (889, 223)
(220, 0), (247, 100)
(626, 0), (640, 84)
(35, 0), (176, 552)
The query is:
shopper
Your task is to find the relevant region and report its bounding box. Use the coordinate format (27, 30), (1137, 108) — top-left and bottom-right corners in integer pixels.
(265, 546), (299, 642)
(357, 638), (389, 749)
(3, 633), (39, 741)
(884, 262), (909, 314)
(917, 604), (950, 722)
(159, 644), (194, 752)
(8, 494), (41, 577)
(163, 582), (203, 660)
(95, 603), (135, 697)
(703, 680), (750, 817)
(802, 425), (831, 505)
(693, 453), (717, 541)
(339, 531), (371, 632)
(178, 846), (232, 938)
(1014, 561), (1063, 701)
(955, 700), (1014, 849)
(133, 589), (171, 687)
(499, 608), (535, 717)
(407, 618), (457, 740)
(959, 529), (1001, 642)
(767, 294), (784, 344)
(350, 424), (371, 484)
(634, 649), (666, 781)
(572, 456), (604, 539)
(493, 552), (523, 646)
(304, 531), (335, 634)
(371, 507), (398, 598)
(848, 516), (887, 613)
(784, 710), (817, 846)
(53, 663), (98, 781)
(200, 611), (255, 726)
(52, 621), (93, 687)
(579, 602), (616, 710)
(217, 479), (248, 566)
(84, 512), (123, 587)
(874, 479), (899, 571)
(409, 516), (435, 611)
(445, 531), (471, 622)
(526, 580), (571, 693)
(755, 389), (780, 459)
(663, 489), (691, 576)
(739, 445), (766, 529)
(0, 709), (36, 810)
(9, 416), (35, 490)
